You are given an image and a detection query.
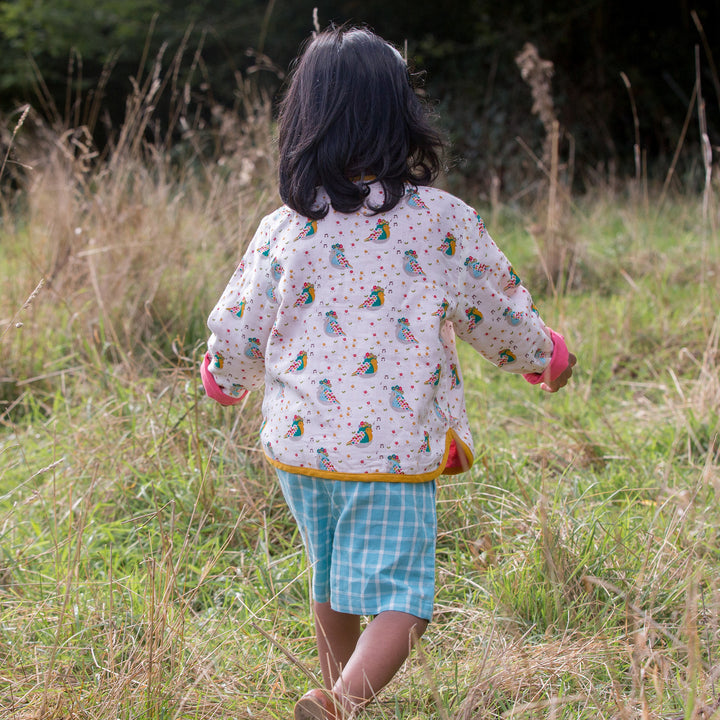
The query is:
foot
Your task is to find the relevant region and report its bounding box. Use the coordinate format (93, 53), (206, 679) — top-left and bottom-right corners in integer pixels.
(294, 689), (339, 720)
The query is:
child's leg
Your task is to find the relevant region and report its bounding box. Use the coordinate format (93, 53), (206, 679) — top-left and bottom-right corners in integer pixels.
(314, 602), (427, 713)
(331, 610), (428, 713)
(314, 601), (361, 688)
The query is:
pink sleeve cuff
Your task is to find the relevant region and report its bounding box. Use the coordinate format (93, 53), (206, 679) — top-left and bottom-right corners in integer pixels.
(523, 329), (569, 385)
(200, 352), (247, 405)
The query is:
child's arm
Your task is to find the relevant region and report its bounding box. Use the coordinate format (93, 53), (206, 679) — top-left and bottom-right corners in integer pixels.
(521, 328), (576, 392)
(451, 215), (575, 387)
(200, 351), (247, 405)
(522, 328), (576, 392)
(201, 218), (279, 405)
(541, 351), (576, 392)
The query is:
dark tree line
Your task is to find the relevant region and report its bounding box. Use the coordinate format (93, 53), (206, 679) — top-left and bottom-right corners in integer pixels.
(1, 0), (718, 194)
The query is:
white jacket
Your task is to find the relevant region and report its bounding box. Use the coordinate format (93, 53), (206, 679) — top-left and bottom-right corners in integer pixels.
(203, 184), (565, 482)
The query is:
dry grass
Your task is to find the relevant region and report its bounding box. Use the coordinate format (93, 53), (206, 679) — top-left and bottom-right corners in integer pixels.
(1, 42), (720, 720)
(1, 48), (279, 399)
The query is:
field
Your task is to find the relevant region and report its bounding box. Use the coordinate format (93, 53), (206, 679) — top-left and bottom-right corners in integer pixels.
(1, 94), (719, 720)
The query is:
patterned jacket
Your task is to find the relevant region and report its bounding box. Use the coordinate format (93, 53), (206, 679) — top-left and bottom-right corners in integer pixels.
(202, 184), (568, 482)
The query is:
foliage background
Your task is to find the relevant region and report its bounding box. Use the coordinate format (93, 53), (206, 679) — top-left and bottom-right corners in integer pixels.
(1, 0), (719, 197)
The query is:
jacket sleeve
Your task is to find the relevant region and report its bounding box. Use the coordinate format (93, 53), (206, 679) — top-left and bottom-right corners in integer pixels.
(203, 217), (279, 401)
(522, 328), (570, 385)
(449, 211), (562, 379)
(200, 351), (246, 405)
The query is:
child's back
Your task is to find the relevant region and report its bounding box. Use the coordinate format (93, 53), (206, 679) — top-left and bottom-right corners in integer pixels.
(201, 24), (575, 719)
(206, 181), (559, 482)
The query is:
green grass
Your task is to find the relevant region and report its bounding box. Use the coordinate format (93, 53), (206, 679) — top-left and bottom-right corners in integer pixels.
(2, 102), (720, 719)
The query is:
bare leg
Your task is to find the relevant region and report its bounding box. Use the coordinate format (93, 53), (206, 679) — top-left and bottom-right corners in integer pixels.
(332, 610), (428, 714)
(314, 601), (362, 689)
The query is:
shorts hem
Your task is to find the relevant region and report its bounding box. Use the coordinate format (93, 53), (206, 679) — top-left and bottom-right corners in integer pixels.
(328, 596), (433, 622)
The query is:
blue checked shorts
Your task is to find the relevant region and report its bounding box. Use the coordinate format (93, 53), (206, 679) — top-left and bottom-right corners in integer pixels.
(276, 470), (437, 621)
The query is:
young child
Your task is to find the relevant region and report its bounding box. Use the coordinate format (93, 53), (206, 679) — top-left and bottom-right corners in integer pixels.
(201, 26), (576, 720)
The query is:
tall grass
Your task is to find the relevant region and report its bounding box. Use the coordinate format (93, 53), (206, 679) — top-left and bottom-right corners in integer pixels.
(1, 48), (720, 720)
(1, 46), (279, 411)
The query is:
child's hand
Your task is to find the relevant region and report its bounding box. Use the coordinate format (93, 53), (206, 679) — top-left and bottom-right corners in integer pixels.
(541, 353), (576, 393)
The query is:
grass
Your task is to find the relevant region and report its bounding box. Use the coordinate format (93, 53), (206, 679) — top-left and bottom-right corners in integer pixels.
(1, 71), (720, 719)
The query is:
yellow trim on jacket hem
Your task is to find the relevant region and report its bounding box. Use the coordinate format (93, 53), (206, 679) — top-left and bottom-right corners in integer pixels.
(263, 430), (474, 482)
(441, 430), (475, 476)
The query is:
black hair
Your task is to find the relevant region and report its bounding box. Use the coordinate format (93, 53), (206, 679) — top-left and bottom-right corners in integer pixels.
(277, 26), (444, 220)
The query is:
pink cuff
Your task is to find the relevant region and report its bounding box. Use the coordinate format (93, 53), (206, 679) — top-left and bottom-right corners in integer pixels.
(523, 329), (569, 385)
(201, 352), (247, 405)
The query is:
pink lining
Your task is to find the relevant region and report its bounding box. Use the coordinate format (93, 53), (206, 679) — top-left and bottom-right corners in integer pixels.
(522, 329), (570, 385)
(200, 352), (247, 405)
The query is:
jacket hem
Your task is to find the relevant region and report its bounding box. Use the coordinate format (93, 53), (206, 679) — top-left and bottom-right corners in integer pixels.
(441, 431), (474, 475)
(264, 430), (474, 482)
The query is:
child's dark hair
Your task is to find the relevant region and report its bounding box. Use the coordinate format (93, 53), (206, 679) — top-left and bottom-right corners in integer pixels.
(278, 26), (444, 220)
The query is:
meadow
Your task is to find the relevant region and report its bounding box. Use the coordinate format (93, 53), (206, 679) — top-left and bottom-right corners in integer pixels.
(1, 78), (719, 720)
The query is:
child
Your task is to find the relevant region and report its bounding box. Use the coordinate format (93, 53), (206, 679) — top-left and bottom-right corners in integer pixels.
(201, 26), (576, 720)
